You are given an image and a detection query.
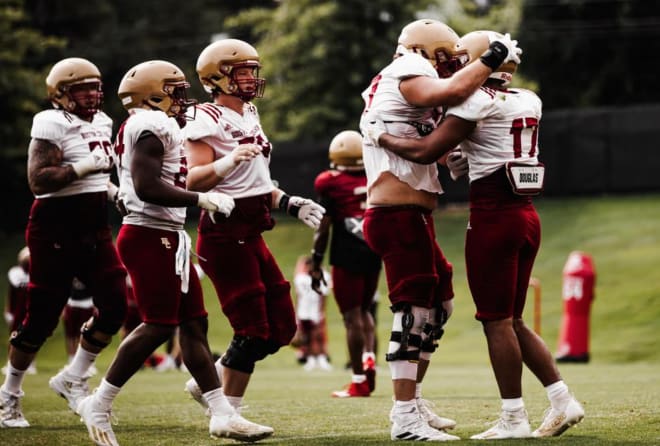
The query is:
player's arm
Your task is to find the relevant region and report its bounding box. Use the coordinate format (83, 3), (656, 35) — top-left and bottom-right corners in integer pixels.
(131, 132), (199, 207)
(185, 139), (261, 192)
(377, 115), (476, 164)
(27, 138), (78, 195)
(401, 35), (521, 107)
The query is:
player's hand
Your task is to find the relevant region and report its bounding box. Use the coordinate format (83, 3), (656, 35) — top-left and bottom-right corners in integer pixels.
(198, 192), (235, 223)
(490, 32), (522, 65)
(310, 268), (327, 295)
(72, 147), (113, 178)
(364, 117), (387, 147)
(234, 143), (261, 163)
(4, 311), (13, 326)
(284, 195), (325, 229)
(446, 150), (468, 181)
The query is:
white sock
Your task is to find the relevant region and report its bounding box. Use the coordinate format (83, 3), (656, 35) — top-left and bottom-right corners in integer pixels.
(546, 380), (570, 409)
(214, 358), (224, 377)
(393, 399), (417, 414)
(501, 397), (525, 413)
(204, 387), (233, 415)
(362, 351), (375, 363)
(225, 395), (243, 410)
(95, 378), (121, 411)
(2, 363), (26, 395)
(352, 374), (367, 383)
(67, 346), (98, 378)
(415, 383), (423, 399)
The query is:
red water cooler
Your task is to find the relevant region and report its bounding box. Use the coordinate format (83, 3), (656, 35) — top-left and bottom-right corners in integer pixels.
(555, 251), (595, 363)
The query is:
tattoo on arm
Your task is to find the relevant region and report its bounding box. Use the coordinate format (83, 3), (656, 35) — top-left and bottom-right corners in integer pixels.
(27, 138), (77, 195)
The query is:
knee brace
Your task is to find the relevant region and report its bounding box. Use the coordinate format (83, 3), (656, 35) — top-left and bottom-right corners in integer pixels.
(220, 335), (280, 374)
(419, 307), (448, 360)
(81, 316), (113, 348)
(386, 304), (429, 363)
(10, 327), (45, 354)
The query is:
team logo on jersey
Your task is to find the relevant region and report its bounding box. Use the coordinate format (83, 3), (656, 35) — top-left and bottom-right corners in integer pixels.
(161, 238), (171, 249)
(344, 217), (365, 241)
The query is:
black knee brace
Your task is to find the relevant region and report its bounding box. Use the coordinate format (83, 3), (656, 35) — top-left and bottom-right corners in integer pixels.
(81, 317), (113, 348)
(9, 328), (44, 354)
(220, 335), (280, 374)
(386, 303), (421, 362)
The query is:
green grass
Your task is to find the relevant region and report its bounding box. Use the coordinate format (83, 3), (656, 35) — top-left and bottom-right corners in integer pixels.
(1, 193), (660, 445)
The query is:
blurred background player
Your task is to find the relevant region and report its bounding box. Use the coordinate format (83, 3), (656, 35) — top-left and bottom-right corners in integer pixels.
(292, 255), (332, 371)
(2, 247), (36, 376)
(375, 30), (583, 440)
(62, 277), (97, 377)
(359, 19), (521, 441)
(183, 38), (325, 439)
(1, 58), (128, 429)
(77, 59), (265, 446)
(309, 130), (382, 397)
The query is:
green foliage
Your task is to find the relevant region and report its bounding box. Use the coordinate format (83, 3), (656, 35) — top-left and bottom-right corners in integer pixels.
(225, 0), (435, 142)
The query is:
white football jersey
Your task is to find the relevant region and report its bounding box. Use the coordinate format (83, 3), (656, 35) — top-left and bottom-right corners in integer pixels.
(184, 102), (274, 199)
(359, 53), (444, 194)
(115, 109), (187, 230)
(294, 271), (330, 323)
(447, 87), (542, 183)
(30, 109), (112, 198)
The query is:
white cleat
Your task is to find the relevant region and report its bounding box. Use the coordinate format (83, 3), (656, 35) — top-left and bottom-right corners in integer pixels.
(0, 388), (29, 428)
(391, 406), (460, 441)
(470, 410), (531, 440)
(532, 396), (584, 437)
(184, 377), (208, 411)
(49, 368), (90, 414)
(210, 412), (274, 442)
(78, 395), (119, 446)
(417, 398), (457, 430)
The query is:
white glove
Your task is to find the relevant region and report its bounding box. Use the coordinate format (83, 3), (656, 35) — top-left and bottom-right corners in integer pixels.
(446, 151), (468, 181)
(490, 32), (522, 65)
(364, 116), (387, 147)
(72, 147), (113, 178)
(281, 195), (326, 229)
(197, 192), (235, 223)
(4, 311), (13, 326)
(212, 144), (261, 178)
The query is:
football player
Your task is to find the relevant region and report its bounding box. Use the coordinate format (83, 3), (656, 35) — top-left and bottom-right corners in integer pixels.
(372, 30), (584, 440)
(358, 19), (521, 441)
(75, 60), (268, 446)
(0, 58), (128, 429)
(182, 38), (325, 439)
(309, 130), (382, 396)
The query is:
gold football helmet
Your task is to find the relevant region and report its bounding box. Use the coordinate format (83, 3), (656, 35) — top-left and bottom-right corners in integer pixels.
(329, 130), (364, 170)
(455, 31), (517, 86)
(46, 57), (103, 117)
(117, 60), (196, 125)
(196, 38), (265, 101)
(397, 19), (463, 78)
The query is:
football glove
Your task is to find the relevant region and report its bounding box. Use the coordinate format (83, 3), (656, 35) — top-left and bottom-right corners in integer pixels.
(72, 146), (113, 178)
(446, 151), (468, 181)
(197, 192), (235, 223)
(279, 194), (325, 229)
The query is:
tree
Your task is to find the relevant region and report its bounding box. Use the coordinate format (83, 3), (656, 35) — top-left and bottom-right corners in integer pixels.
(0, 0), (63, 233)
(225, 0), (435, 142)
(517, 0), (660, 109)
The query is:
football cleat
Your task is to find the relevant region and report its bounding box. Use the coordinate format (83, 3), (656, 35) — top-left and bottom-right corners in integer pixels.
(331, 380), (370, 398)
(417, 398), (457, 430)
(363, 356), (376, 392)
(210, 412), (274, 442)
(532, 396), (584, 437)
(184, 377), (208, 410)
(0, 387), (29, 428)
(78, 395), (119, 446)
(391, 405), (460, 441)
(49, 368), (90, 414)
(470, 409), (531, 440)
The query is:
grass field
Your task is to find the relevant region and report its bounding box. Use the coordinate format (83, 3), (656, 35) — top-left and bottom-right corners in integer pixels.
(0, 193), (659, 445)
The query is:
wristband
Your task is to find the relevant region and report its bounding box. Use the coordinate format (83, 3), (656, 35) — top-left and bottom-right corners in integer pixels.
(480, 41), (507, 71)
(277, 194), (301, 218)
(212, 154), (237, 178)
